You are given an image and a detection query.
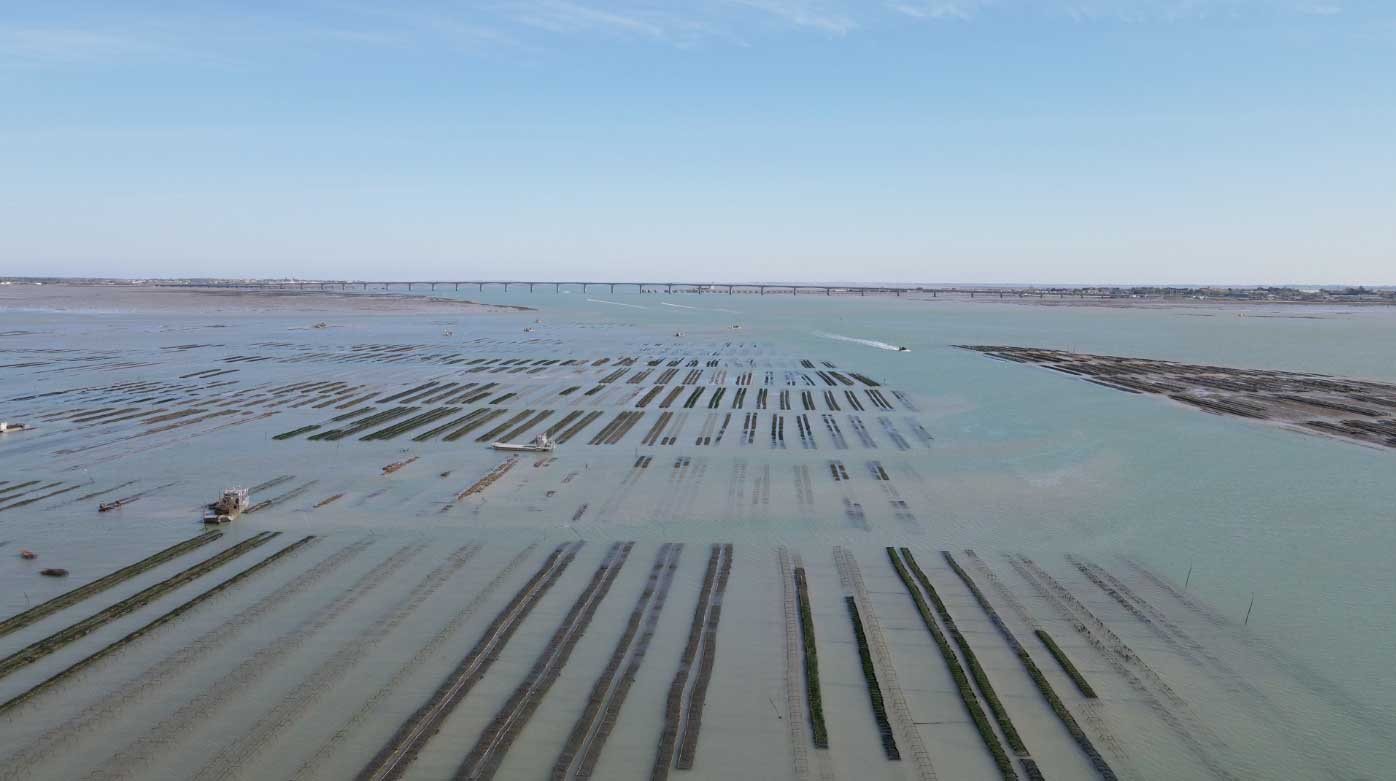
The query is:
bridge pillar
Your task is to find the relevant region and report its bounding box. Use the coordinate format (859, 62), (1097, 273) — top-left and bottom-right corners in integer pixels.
(582, 283), (589, 293)
(609, 283), (615, 294)
(759, 286), (765, 295)
(529, 283), (535, 292)
(504, 283), (510, 292)
(896, 289), (902, 296)
(860, 289), (865, 296)
(454, 282), (460, 291)
(667, 284), (673, 294)
(792, 286), (797, 295)
(555, 283), (560, 293)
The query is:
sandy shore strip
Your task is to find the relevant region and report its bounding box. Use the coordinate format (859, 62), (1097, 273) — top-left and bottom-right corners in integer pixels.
(0, 284), (532, 315)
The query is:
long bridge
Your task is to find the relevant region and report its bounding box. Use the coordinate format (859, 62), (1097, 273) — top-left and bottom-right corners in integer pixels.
(202, 280), (1090, 298)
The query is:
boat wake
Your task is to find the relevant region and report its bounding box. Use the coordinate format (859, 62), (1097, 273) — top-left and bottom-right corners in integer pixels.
(813, 331), (903, 351)
(661, 301), (740, 314)
(586, 298), (647, 310)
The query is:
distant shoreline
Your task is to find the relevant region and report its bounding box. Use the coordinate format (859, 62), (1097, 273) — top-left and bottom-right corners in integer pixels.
(0, 283), (533, 315)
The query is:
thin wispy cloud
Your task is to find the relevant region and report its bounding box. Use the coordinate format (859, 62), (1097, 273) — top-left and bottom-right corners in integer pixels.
(0, 27), (163, 64)
(494, 2), (748, 47)
(0, 0), (1359, 69)
(505, 1), (666, 38)
(887, 0), (1346, 22)
(887, 1), (990, 20)
(723, 0), (860, 34)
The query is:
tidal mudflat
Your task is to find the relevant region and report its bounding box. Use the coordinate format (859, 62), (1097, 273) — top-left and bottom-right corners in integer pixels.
(2, 284), (1394, 779)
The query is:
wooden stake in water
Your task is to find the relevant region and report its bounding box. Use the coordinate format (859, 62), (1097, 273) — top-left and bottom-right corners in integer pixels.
(1244, 593), (1255, 625)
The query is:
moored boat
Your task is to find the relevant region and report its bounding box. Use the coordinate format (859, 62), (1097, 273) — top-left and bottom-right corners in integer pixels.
(99, 496), (140, 512)
(203, 487), (249, 524)
(491, 432), (555, 453)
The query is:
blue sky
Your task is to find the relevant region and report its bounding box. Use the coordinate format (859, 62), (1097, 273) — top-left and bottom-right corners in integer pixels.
(2, 1), (1393, 284)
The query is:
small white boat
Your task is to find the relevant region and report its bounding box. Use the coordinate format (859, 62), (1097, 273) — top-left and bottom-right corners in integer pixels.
(491, 432), (555, 453)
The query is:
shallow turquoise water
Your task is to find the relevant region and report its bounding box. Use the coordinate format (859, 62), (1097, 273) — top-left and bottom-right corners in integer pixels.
(3, 289), (1394, 778)
(423, 288), (1396, 725)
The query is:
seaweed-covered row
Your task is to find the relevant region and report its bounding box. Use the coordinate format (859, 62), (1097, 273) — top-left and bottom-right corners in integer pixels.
(959, 551), (1098, 701)
(1034, 629), (1097, 698)
(554, 410), (604, 444)
(443, 408), (508, 442)
(793, 566), (828, 749)
(360, 406), (459, 440)
(272, 424), (320, 440)
(497, 409), (554, 442)
(309, 406), (417, 441)
(898, 550), (1034, 773)
(942, 551), (1117, 780)
(843, 595), (900, 761)
(899, 550), (1044, 776)
(885, 548), (1015, 778)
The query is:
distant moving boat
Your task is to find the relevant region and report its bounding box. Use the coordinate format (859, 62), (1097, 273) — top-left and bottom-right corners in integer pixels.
(897, 346), (910, 352)
(491, 432), (555, 453)
(0, 421), (30, 433)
